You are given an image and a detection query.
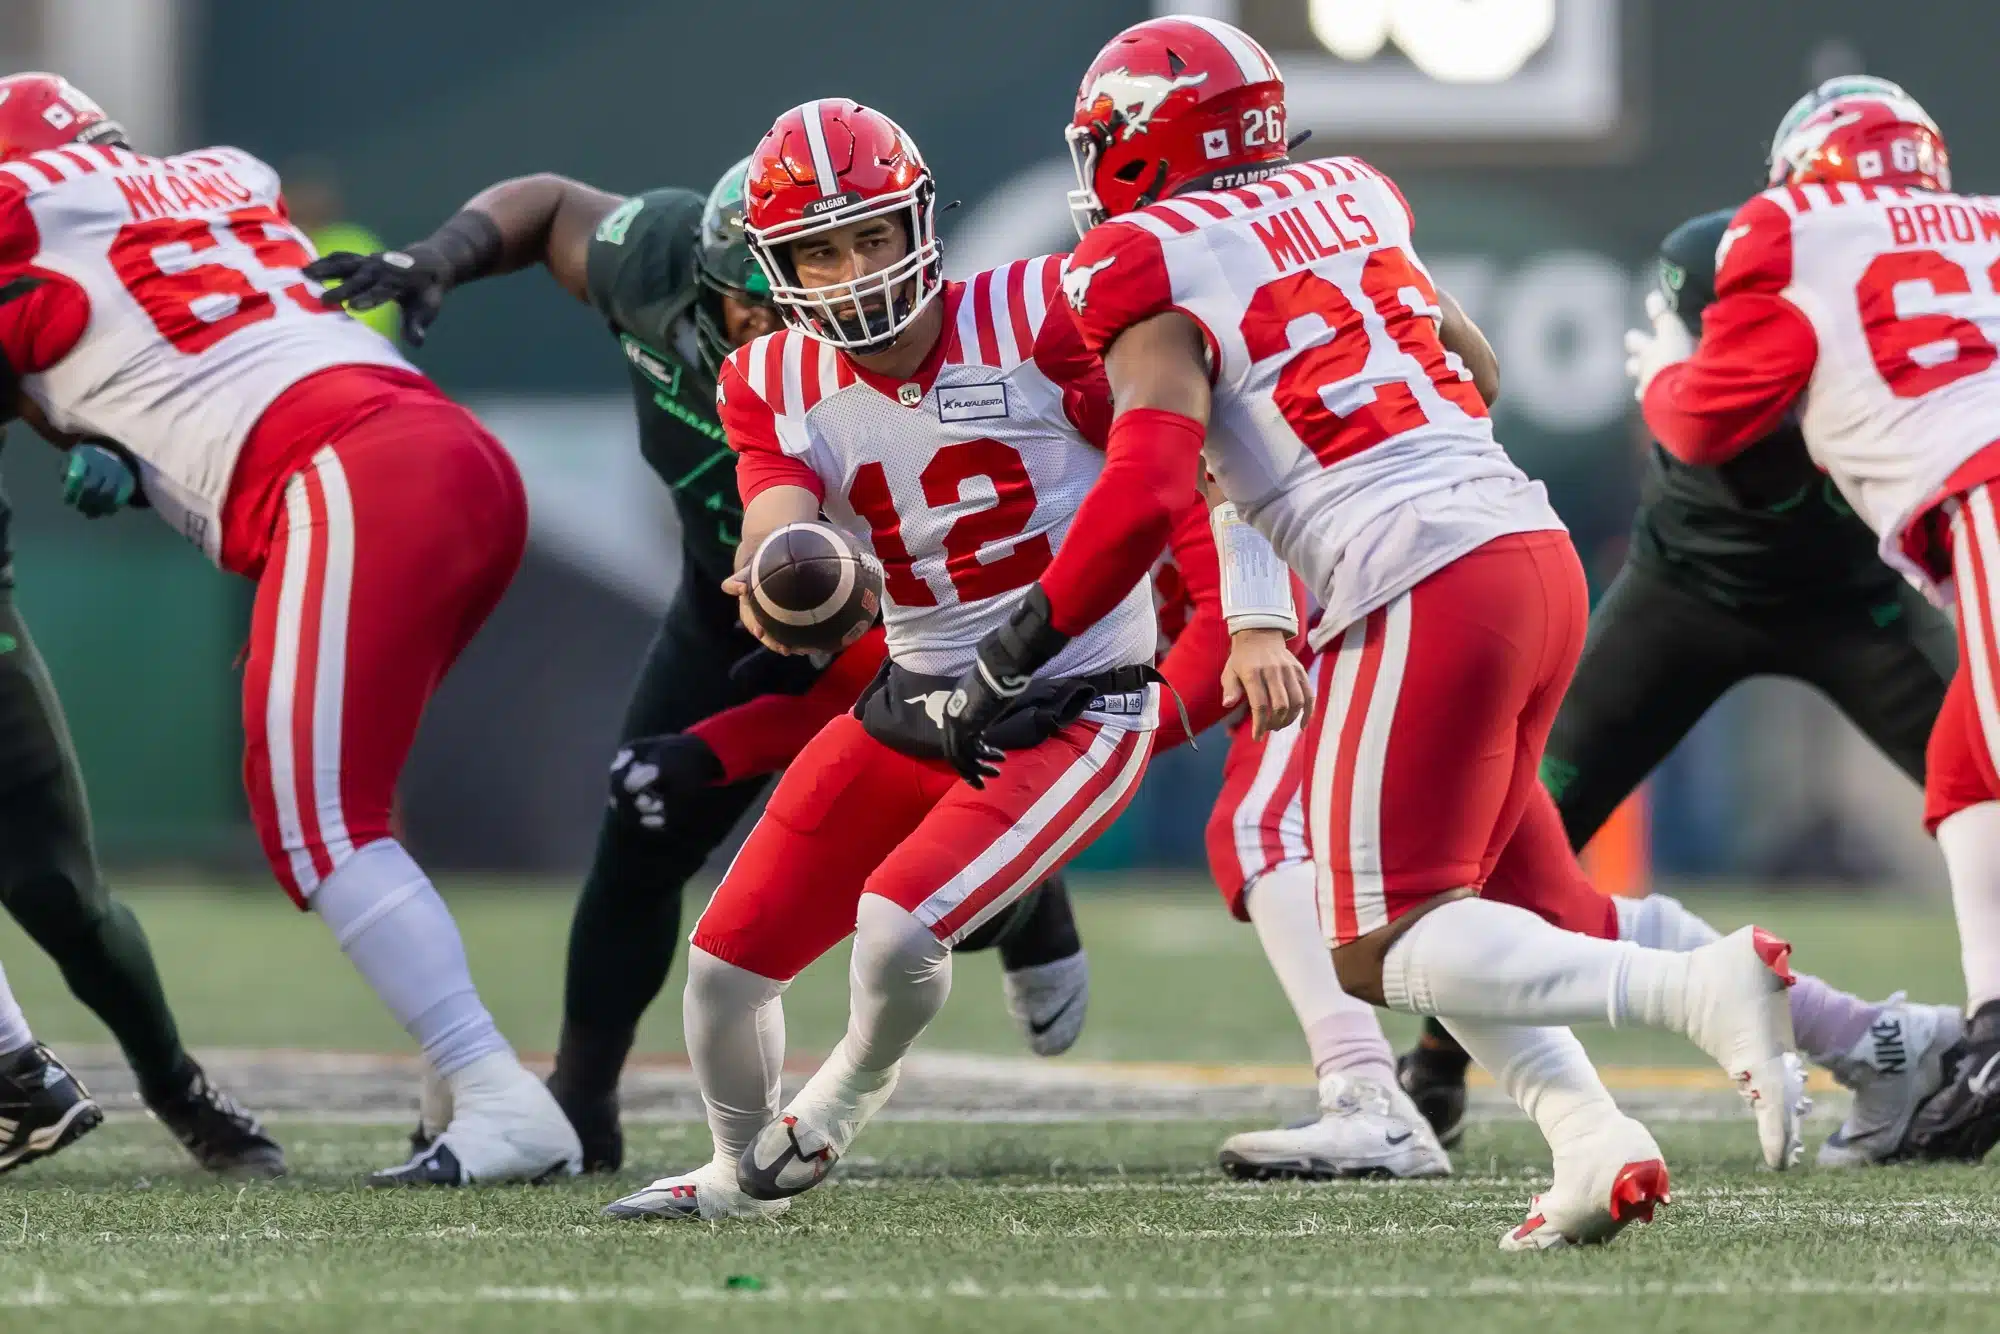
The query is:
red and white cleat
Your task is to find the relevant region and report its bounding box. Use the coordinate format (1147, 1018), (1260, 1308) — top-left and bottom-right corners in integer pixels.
(1499, 1117), (1671, 1252)
(1681, 926), (1806, 1170)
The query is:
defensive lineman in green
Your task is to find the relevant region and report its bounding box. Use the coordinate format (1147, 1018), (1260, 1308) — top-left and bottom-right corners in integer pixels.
(307, 160), (1095, 1180)
(0, 450), (283, 1177)
(1398, 76), (1986, 1167)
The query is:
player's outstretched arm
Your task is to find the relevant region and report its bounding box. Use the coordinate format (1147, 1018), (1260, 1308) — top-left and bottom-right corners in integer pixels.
(1438, 289), (1500, 405)
(303, 175), (623, 344)
(1036, 312), (1212, 638)
(938, 313), (1212, 787)
(1635, 195), (1818, 464)
(721, 484), (823, 654)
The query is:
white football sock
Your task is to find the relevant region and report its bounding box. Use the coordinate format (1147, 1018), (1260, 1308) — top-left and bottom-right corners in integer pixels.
(683, 945), (788, 1165)
(1615, 892), (1878, 1061)
(1937, 802), (2000, 1011)
(1441, 1017), (1618, 1151)
(1613, 893), (1722, 951)
(1381, 896), (1699, 1033)
(841, 893), (953, 1085)
(309, 839), (509, 1077)
(0, 958), (32, 1058)
(1246, 863), (1395, 1085)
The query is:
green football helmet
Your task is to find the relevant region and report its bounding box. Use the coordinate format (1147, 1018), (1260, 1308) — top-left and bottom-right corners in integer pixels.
(1766, 75), (1910, 185)
(693, 156), (771, 375)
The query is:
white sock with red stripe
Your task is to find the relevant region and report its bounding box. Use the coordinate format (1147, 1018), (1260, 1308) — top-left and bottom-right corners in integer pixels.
(842, 894), (953, 1085)
(1245, 862), (1395, 1086)
(310, 839), (509, 1078)
(682, 946), (788, 1167)
(1938, 802), (2000, 1012)
(1382, 896), (1703, 1031)
(0, 959), (32, 1058)
(1440, 1017), (1618, 1151)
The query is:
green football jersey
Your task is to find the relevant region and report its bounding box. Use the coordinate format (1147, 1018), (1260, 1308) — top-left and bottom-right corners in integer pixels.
(1628, 208), (1899, 608)
(584, 188), (742, 585)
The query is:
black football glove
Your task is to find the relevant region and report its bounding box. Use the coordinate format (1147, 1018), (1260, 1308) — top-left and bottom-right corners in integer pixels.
(728, 644), (829, 698)
(608, 733), (724, 832)
(941, 585), (1070, 789)
(302, 210), (503, 347)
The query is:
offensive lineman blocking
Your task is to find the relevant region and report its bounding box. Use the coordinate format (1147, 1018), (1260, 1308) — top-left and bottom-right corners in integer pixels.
(0, 78), (579, 1184)
(1635, 90), (2000, 1160)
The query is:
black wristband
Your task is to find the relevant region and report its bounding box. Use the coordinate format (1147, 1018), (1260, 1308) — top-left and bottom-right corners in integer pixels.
(990, 584), (1071, 679)
(428, 210), (505, 287)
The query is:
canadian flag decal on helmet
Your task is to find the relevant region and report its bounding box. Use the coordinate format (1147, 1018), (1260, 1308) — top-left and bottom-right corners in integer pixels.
(1082, 68), (1209, 139)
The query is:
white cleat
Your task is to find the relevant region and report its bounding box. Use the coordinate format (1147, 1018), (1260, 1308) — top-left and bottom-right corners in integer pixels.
(1499, 1115), (1670, 1252)
(737, 1055), (899, 1202)
(1818, 996), (1963, 1168)
(1002, 953), (1089, 1057)
(1680, 926), (1805, 1170)
(603, 1158), (791, 1221)
(1217, 1072), (1452, 1180)
(370, 1052), (582, 1186)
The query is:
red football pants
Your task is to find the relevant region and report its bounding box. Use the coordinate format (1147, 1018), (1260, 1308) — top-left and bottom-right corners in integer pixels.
(238, 397), (527, 903)
(693, 707), (1154, 981)
(1928, 481), (2000, 830)
(1480, 779), (1621, 940)
(1301, 530), (1587, 945)
(1205, 715), (1310, 922)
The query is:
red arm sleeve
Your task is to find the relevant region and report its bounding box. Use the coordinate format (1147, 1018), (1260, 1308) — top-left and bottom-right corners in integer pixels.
(685, 626), (886, 783)
(1640, 196), (1818, 465)
(1151, 499), (1229, 752)
(1039, 407), (1206, 637)
(0, 190), (90, 379)
(717, 350), (825, 504)
(1037, 226), (1205, 637)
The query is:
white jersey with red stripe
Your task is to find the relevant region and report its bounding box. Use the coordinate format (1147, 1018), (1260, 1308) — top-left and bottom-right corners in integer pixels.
(720, 255), (1157, 680)
(0, 144), (411, 561)
(1717, 181), (2000, 596)
(1063, 155), (1563, 648)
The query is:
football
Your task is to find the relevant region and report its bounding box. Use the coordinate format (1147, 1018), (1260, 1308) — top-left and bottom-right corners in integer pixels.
(747, 520), (884, 653)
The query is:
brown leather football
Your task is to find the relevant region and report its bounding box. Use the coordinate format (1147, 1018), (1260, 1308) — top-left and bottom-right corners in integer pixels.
(747, 521), (884, 653)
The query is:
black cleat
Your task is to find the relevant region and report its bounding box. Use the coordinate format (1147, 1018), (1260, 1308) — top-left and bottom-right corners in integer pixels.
(148, 1063), (286, 1177)
(546, 1073), (622, 1174)
(1396, 1018), (1471, 1150)
(0, 1044), (103, 1175)
(1904, 1001), (2000, 1162)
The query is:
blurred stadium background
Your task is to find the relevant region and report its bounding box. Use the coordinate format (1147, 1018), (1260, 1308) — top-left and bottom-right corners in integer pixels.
(0, 0), (1979, 891)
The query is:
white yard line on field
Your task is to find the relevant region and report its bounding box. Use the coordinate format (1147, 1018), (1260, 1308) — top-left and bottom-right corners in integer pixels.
(5, 1278), (2000, 1307)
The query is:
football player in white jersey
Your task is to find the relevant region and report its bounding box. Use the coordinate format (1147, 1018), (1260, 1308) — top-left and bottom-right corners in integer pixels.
(1634, 91), (2000, 1163)
(601, 98), (1313, 1221)
(938, 16), (1809, 1249)
(0, 73), (580, 1184)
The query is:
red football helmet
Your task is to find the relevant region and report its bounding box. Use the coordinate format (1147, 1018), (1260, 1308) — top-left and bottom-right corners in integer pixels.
(0, 72), (124, 163)
(1773, 91), (1950, 193)
(741, 99), (941, 351)
(1066, 15), (1285, 235)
